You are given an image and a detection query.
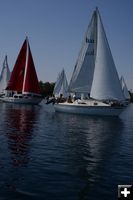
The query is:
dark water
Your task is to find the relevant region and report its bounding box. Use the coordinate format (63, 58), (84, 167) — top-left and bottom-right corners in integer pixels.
(0, 101), (133, 200)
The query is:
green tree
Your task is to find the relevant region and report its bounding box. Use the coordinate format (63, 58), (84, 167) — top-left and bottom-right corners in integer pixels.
(129, 91), (133, 102)
(39, 81), (55, 97)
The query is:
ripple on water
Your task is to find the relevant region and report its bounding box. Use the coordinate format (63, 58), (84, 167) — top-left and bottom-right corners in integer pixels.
(0, 103), (133, 200)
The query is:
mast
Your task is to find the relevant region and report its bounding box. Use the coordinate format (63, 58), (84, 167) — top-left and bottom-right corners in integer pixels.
(22, 38), (41, 95)
(22, 37), (29, 93)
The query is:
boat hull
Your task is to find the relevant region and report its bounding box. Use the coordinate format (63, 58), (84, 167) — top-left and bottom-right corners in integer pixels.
(54, 102), (125, 116)
(0, 96), (42, 105)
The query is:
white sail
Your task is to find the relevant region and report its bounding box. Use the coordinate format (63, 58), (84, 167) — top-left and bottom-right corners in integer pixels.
(68, 11), (97, 94)
(54, 8), (127, 116)
(90, 8), (124, 101)
(53, 69), (68, 98)
(0, 55), (10, 95)
(120, 76), (130, 100)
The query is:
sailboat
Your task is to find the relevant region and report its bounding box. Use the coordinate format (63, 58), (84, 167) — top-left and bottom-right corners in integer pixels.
(120, 76), (130, 100)
(0, 55), (11, 96)
(1, 37), (42, 104)
(53, 69), (68, 98)
(54, 8), (127, 116)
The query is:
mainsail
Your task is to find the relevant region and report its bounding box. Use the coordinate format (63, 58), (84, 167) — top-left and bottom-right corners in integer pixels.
(6, 38), (41, 95)
(68, 8), (125, 101)
(53, 69), (68, 97)
(0, 55), (10, 94)
(120, 76), (130, 100)
(68, 10), (97, 93)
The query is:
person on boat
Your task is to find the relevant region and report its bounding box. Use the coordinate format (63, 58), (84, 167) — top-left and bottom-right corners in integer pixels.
(56, 94), (66, 103)
(46, 95), (50, 103)
(46, 95), (56, 105)
(110, 100), (124, 107)
(73, 94), (76, 101)
(67, 95), (73, 103)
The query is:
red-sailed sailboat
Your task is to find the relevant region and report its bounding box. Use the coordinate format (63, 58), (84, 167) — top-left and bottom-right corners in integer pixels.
(1, 37), (42, 104)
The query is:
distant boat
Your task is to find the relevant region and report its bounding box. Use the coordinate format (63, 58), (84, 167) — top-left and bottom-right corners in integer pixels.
(54, 8), (127, 116)
(120, 76), (130, 100)
(0, 55), (10, 96)
(53, 69), (68, 98)
(1, 37), (42, 104)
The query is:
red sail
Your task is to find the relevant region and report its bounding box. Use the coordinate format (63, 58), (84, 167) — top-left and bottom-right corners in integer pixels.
(23, 43), (41, 94)
(6, 40), (26, 92)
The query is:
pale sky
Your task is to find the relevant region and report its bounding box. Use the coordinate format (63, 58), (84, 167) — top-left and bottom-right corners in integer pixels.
(0, 0), (133, 90)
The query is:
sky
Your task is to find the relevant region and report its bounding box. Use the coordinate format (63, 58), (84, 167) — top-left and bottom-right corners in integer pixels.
(0, 0), (133, 90)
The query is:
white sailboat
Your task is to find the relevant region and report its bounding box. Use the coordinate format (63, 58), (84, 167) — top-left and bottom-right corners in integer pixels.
(120, 76), (130, 100)
(1, 37), (42, 104)
(54, 8), (127, 116)
(0, 55), (11, 96)
(53, 69), (68, 98)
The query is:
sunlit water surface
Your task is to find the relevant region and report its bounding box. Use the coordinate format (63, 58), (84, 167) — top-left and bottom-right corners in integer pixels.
(0, 101), (133, 200)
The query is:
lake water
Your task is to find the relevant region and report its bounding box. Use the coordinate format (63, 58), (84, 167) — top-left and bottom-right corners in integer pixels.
(0, 101), (133, 200)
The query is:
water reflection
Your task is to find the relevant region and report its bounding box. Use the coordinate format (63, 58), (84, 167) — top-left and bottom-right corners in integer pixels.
(0, 102), (129, 200)
(54, 113), (124, 199)
(4, 104), (39, 167)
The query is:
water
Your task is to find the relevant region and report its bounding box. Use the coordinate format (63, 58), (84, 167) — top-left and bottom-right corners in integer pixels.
(0, 101), (133, 200)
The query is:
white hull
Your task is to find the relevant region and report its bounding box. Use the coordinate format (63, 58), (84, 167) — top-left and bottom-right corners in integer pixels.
(54, 101), (125, 116)
(0, 96), (42, 105)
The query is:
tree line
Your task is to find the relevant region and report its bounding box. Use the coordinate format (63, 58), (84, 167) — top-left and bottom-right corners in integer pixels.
(39, 80), (133, 102)
(129, 91), (133, 102)
(39, 81), (55, 97)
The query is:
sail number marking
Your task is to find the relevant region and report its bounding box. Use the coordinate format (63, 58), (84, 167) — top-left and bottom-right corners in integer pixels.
(86, 38), (94, 43)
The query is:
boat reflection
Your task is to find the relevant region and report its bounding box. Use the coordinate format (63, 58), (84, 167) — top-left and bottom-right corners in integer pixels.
(4, 105), (39, 167)
(55, 113), (124, 199)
